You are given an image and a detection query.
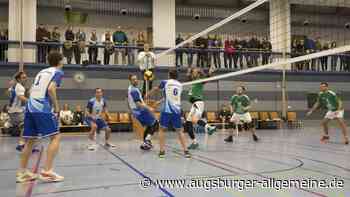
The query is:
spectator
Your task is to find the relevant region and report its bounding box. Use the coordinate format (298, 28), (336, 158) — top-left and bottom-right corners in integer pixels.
(207, 35), (215, 67)
(0, 105), (10, 130)
(127, 30), (136, 65)
(315, 37), (322, 71)
(184, 34), (194, 67)
(113, 26), (128, 65)
(248, 36), (259, 67)
(75, 29), (87, 65)
(232, 38), (241, 69)
(224, 36), (234, 69)
(213, 35), (222, 68)
(73, 105), (84, 125)
(261, 37), (272, 65)
(320, 43), (329, 71)
(219, 104), (231, 129)
(63, 26), (75, 64)
(103, 31), (114, 65)
(137, 43), (156, 96)
(36, 24), (50, 63)
(50, 26), (61, 52)
(88, 30), (98, 64)
(330, 41), (338, 72)
(195, 36), (208, 68)
(295, 39), (305, 70)
(136, 31), (146, 50)
(0, 30), (7, 62)
(239, 37), (249, 68)
(175, 34), (184, 67)
(60, 104), (73, 126)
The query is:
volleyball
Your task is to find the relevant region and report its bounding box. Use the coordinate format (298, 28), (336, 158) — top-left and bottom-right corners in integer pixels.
(144, 70), (154, 81)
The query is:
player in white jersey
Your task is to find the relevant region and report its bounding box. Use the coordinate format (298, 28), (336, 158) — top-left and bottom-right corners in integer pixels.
(7, 72), (28, 151)
(85, 88), (116, 151)
(17, 52), (65, 183)
(128, 74), (158, 150)
(147, 69), (190, 158)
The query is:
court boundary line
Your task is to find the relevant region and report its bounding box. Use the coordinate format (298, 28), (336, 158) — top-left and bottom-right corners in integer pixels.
(98, 143), (175, 197)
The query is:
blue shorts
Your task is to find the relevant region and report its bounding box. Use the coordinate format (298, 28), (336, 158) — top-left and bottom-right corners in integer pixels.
(85, 117), (109, 130)
(160, 112), (182, 129)
(23, 112), (59, 138)
(133, 109), (156, 127)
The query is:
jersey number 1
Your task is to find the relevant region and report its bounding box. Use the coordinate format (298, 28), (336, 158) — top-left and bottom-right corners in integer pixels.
(34, 75), (41, 86)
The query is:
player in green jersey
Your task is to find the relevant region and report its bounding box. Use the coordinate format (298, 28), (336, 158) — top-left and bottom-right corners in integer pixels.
(307, 82), (349, 144)
(185, 67), (217, 150)
(225, 86), (259, 142)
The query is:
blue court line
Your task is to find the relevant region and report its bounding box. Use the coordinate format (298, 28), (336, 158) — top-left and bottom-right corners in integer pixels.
(99, 144), (175, 197)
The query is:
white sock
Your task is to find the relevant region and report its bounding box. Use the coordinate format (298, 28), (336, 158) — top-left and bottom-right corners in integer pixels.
(192, 139), (197, 144)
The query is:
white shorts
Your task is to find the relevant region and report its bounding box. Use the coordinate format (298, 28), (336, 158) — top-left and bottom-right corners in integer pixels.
(186, 101), (205, 121)
(324, 110), (344, 120)
(230, 112), (252, 124)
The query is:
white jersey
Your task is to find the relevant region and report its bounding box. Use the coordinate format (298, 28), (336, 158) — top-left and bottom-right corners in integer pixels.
(159, 79), (182, 114)
(8, 83), (26, 113)
(26, 67), (64, 113)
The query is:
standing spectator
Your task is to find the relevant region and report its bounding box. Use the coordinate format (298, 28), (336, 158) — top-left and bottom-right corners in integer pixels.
(315, 37), (322, 71)
(36, 24), (50, 63)
(103, 31), (113, 65)
(207, 35), (215, 67)
(239, 37), (248, 68)
(88, 30), (98, 64)
(261, 37), (272, 65)
(0, 30), (7, 62)
(248, 36), (259, 67)
(184, 34), (194, 67)
(232, 38), (241, 69)
(113, 26), (128, 65)
(73, 105), (84, 125)
(63, 26), (75, 64)
(127, 30), (136, 65)
(330, 41), (338, 72)
(60, 104), (73, 126)
(224, 36), (234, 69)
(50, 26), (61, 52)
(320, 43), (329, 71)
(195, 36), (208, 68)
(137, 43), (156, 96)
(295, 39), (305, 70)
(175, 34), (184, 67)
(74, 29), (87, 65)
(213, 35), (222, 68)
(136, 31), (146, 50)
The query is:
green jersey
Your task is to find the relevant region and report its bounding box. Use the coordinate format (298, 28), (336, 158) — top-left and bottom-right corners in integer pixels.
(188, 83), (204, 103)
(317, 90), (340, 112)
(231, 94), (250, 114)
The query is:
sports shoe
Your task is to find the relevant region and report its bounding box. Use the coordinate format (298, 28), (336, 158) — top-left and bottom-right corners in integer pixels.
(16, 170), (38, 183)
(344, 137), (349, 145)
(140, 140), (152, 151)
(39, 170), (64, 182)
(207, 126), (217, 136)
(188, 143), (199, 150)
(88, 144), (97, 151)
(184, 151), (191, 158)
(320, 135), (330, 143)
(224, 136), (233, 143)
(252, 134), (259, 142)
(105, 143), (116, 149)
(158, 151), (165, 159)
(16, 144), (24, 152)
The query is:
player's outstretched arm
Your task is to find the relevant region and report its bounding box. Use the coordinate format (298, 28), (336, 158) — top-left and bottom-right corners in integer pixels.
(145, 86), (160, 99)
(307, 101), (319, 117)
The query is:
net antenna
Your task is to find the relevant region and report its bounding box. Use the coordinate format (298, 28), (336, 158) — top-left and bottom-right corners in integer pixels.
(155, 0), (269, 59)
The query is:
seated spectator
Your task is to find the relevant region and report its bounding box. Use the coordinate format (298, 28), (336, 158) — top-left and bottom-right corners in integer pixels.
(60, 104), (73, 126)
(73, 105), (84, 125)
(0, 105), (10, 130)
(219, 104), (231, 124)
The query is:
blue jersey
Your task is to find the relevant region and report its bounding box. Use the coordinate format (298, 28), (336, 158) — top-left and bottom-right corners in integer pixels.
(87, 97), (107, 118)
(159, 79), (182, 114)
(128, 85), (144, 113)
(26, 67), (64, 113)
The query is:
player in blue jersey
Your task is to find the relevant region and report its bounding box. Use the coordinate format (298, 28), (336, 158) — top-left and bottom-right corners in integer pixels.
(147, 69), (191, 158)
(85, 88), (116, 151)
(16, 52), (65, 183)
(128, 74), (158, 150)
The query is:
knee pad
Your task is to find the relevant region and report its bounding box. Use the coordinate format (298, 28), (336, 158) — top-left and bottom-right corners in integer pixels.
(197, 119), (207, 127)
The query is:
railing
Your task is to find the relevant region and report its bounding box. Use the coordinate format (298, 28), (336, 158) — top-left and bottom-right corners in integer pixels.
(0, 40), (349, 72)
